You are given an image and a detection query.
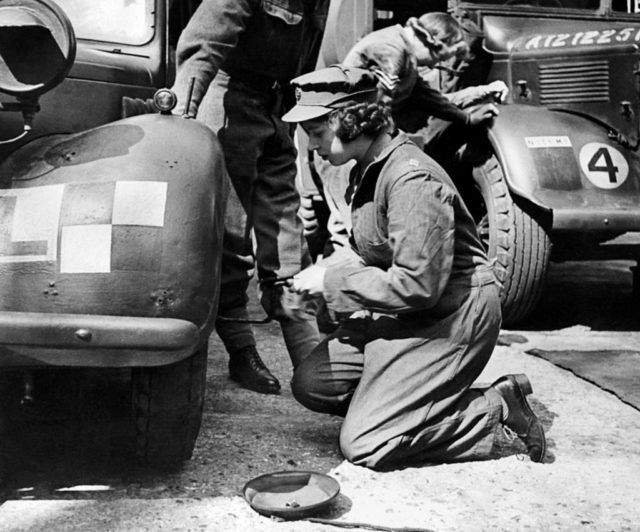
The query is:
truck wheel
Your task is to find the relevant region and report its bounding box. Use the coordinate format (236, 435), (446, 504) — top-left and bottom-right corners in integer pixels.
(131, 342), (208, 468)
(472, 155), (552, 326)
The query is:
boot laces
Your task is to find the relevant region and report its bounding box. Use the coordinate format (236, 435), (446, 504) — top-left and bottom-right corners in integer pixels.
(502, 426), (527, 460)
(245, 346), (270, 372)
(502, 425), (518, 441)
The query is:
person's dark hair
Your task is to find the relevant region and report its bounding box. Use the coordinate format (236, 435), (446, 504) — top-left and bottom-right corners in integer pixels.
(332, 100), (391, 141)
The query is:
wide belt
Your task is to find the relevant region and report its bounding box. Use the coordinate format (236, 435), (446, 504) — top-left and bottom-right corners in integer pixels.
(223, 68), (288, 92)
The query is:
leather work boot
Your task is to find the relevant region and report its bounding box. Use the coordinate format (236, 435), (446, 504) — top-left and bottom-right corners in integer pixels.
(492, 374), (546, 463)
(228, 345), (281, 395)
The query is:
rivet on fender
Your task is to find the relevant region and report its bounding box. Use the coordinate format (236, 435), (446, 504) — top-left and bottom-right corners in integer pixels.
(75, 329), (93, 342)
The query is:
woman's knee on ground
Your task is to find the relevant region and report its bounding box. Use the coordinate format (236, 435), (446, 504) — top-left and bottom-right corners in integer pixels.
(339, 418), (402, 469)
(290, 359), (349, 416)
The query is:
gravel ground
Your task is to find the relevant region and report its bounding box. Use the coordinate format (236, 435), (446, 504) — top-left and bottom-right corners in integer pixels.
(2, 332), (639, 532)
(1, 261), (638, 531)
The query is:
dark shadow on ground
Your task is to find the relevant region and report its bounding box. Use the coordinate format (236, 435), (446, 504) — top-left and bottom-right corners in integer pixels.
(527, 348), (640, 411)
(0, 368), (140, 498)
(517, 260), (639, 332)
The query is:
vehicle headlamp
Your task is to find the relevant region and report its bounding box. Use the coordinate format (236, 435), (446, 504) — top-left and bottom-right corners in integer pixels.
(153, 88), (177, 114)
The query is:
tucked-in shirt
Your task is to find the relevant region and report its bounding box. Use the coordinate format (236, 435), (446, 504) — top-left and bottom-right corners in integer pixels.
(172, 0), (329, 116)
(323, 132), (488, 316)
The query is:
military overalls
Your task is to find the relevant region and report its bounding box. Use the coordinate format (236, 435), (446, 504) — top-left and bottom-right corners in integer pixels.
(291, 132), (504, 469)
(172, 0), (329, 361)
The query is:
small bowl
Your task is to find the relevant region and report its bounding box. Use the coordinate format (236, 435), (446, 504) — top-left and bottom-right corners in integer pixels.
(242, 470), (340, 520)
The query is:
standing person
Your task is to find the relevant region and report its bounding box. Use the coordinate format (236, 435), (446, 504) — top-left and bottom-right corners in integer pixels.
(281, 65), (546, 469)
(171, 0), (330, 395)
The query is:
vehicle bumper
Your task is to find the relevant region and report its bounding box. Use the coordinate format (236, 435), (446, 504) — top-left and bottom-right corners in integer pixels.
(551, 208), (640, 232)
(0, 311), (200, 368)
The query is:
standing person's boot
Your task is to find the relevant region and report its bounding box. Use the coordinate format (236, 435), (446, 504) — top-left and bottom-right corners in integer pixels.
(229, 345), (281, 395)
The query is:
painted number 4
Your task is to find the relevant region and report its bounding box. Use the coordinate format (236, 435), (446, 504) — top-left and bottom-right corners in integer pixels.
(579, 142), (629, 190)
(587, 147), (618, 183)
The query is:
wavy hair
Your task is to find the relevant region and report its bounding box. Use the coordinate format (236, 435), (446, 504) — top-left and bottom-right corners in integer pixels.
(408, 12), (468, 62)
(331, 100), (391, 142)
(418, 12), (464, 46)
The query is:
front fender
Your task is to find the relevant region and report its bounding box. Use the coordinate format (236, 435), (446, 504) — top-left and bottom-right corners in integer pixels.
(487, 104), (640, 231)
(0, 114), (228, 343)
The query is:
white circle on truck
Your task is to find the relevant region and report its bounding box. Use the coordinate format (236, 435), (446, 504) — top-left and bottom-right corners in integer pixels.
(579, 142), (629, 189)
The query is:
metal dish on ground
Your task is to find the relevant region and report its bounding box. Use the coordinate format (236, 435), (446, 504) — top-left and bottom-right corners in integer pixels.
(243, 470), (340, 520)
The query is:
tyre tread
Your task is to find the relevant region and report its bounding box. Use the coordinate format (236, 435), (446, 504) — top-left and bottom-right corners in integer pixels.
(131, 342), (208, 468)
(472, 155), (552, 326)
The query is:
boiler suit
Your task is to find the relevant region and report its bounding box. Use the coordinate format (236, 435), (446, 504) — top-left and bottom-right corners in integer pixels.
(291, 133), (504, 469)
(172, 0), (329, 363)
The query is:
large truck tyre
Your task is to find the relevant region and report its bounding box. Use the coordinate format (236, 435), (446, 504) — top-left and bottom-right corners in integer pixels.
(131, 342), (208, 468)
(472, 155), (552, 326)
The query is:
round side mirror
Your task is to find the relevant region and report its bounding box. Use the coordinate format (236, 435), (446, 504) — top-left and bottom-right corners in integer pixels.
(0, 0), (76, 98)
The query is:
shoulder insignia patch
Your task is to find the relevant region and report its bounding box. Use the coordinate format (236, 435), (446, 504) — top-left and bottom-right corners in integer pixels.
(408, 159), (419, 167)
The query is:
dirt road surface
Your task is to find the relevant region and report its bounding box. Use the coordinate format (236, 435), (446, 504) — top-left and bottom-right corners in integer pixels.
(0, 258), (639, 531)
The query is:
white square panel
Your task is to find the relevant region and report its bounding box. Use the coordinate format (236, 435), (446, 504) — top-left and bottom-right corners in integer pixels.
(112, 181), (167, 227)
(60, 225), (112, 273)
(0, 184), (64, 263)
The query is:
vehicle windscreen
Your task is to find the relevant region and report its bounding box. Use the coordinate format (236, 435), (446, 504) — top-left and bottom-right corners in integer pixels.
(53, 0), (155, 45)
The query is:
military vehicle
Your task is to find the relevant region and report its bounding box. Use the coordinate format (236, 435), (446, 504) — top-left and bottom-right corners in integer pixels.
(319, 0), (640, 325)
(0, 0), (223, 467)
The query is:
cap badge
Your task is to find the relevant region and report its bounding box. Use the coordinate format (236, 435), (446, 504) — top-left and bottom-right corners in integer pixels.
(295, 87), (302, 102)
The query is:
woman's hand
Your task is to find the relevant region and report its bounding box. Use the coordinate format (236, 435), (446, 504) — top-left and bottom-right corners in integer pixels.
(281, 265), (326, 321)
(298, 194), (323, 237)
(466, 103), (499, 127)
(484, 80), (509, 103)
(290, 265), (327, 296)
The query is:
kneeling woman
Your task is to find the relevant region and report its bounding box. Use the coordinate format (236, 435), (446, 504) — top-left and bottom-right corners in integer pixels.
(282, 66), (546, 469)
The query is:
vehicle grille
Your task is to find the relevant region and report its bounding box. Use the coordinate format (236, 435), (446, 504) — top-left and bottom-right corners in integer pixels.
(538, 60), (609, 104)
